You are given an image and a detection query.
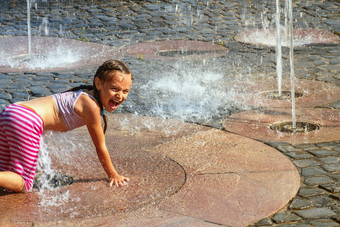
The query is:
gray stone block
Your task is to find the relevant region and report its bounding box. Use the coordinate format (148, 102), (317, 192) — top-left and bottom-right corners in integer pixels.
(298, 187), (326, 197)
(301, 167), (327, 177)
(309, 219), (340, 227)
(290, 198), (314, 210)
(295, 208), (336, 219)
(319, 157), (340, 164)
(322, 164), (340, 173)
(304, 176), (334, 186)
(307, 149), (337, 157)
(273, 212), (302, 223)
(293, 159), (320, 168)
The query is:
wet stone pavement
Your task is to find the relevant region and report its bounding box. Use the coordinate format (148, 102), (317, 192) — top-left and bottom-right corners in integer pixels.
(0, 0), (340, 226)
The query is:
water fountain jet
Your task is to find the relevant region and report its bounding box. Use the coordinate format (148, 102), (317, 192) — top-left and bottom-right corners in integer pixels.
(223, 108), (340, 144)
(0, 36), (121, 73)
(288, 0), (297, 129)
(275, 0), (283, 97)
(270, 121), (321, 133)
(234, 28), (340, 47)
(27, 0), (32, 57)
(261, 90), (303, 100)
(231, 77), (340, 109)
(232, 0), (339, 141)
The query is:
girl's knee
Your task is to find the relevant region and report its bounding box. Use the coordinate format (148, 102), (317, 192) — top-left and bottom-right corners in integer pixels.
(17, 178), (27, 192)
(0, 171), (27, 192)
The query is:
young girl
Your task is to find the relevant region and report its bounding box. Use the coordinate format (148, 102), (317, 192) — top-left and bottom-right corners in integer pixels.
(0, 59), (133, 192)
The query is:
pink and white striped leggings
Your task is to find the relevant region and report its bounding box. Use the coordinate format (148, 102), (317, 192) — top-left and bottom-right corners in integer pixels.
(0, 104), (43, 191)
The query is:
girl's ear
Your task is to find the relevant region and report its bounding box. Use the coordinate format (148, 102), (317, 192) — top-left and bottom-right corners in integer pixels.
(94, 77), (102, 91)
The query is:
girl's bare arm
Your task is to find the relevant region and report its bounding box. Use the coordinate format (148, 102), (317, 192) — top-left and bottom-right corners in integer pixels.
(77, 95), (129, 187)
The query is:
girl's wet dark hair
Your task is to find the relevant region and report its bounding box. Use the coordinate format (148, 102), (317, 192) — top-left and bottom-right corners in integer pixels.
(68, 60), (132, 133)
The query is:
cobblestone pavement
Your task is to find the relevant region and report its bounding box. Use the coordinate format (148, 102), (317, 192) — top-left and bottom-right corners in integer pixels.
(252, 140), (340, 226)
(0, 0), (339, 226)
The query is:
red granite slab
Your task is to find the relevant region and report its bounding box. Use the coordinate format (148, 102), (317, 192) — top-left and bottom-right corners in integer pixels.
(120, 40), (228, 61)
(0, 36), (121, 73)
(223, 108), (340, 144)
(1, 114), (300, 226)
(160, 170), (299, 227)
(230, 78), (340, 108)
(235, 28), (339, 47)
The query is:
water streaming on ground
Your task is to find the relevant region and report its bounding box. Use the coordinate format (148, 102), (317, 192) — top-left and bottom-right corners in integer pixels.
(32, 129), (99, 212)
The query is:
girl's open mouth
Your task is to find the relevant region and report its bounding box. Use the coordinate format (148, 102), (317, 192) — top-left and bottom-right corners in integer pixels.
(109, 100), (119, 110)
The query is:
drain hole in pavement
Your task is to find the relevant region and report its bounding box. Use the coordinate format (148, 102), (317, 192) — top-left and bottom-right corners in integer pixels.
(33, 173), (74, 189)
(157, 49), (224, 57)
(261, 91), (303, 100)
(12, 54), (47, 63)
(270, 121), (321, 133)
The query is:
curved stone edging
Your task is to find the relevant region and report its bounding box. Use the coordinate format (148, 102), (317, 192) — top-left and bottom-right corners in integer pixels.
(0, 36), (121, 73)
(223, 108), (340, 144)
(230, 78), (340, 108)
(235, 28), (340, 47)
(120, 40), (229, 61)
(1, 114), (300, 226)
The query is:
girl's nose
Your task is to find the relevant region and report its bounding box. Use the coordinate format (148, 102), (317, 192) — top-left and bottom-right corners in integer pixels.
(115, 91), (123, 100)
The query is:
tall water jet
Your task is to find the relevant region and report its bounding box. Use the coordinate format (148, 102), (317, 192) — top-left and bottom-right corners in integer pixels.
(288, 0), (296, 129)
(275, 0), (283, 97)
(284, 0), (288, 42)
(27, 0), (32, 57)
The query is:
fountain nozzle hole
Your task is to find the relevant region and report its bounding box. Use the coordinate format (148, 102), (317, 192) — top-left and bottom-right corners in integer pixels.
(261, 90), (303, 100)
(270, 121), (321, 133)
(12, 54), (47, 63)
(33, 173), (74, 189)
(156, 49), (225, 57)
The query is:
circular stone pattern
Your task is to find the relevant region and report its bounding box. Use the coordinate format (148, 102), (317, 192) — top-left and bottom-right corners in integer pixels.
(120, 40), (228, 60)
(223, 108), (340, 144)
(0, 36), (121, 73)
(1, 114), (300, 227)
(261, 90), (303, 100)
(0, 114), (187, 223)
(231, 78), (340, 108)
(270, 121), (321, 133)
(234, 28), (339, 47)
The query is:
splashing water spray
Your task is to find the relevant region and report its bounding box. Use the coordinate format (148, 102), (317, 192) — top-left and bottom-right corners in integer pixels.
(288, 0), (296, 129)
(27, 0), (32, 57)
(35, 133), (58, 192)
(275, 0), (297, 130)
(275, 0), (282, 97)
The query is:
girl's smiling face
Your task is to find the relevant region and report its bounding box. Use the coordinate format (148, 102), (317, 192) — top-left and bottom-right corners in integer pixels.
(95, 70), (132, 113)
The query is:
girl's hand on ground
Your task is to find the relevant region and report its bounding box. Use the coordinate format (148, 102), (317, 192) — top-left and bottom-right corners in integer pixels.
(109, 174), (130, 187)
